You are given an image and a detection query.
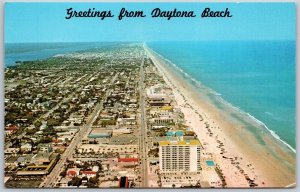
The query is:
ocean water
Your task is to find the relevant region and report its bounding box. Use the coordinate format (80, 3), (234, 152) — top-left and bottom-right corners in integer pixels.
(148, 41), (296, 149)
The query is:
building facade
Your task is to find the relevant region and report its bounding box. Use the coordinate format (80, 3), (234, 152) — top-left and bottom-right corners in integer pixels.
(159, 140), (201, 173)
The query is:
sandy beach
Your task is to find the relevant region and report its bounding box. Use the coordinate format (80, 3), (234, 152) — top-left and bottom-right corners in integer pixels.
(144, 45), (296, 188)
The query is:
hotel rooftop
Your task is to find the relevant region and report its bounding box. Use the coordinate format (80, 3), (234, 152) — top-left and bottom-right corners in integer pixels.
(159, 139), (200, 146)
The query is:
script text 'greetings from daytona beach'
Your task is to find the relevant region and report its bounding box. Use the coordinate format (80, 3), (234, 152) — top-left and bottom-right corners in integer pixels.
(65, 8), (232, 20)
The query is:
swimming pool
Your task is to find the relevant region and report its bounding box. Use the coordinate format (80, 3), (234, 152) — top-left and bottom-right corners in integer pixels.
(206, 160), (215, 166)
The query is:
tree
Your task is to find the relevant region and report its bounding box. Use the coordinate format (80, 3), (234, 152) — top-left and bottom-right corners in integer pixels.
(82, 162), (91, 170)
(60, 170), (67, 177)
(5, 113), (18, 123)
(26, 128), (38, 135)
(38, 137), (52, 144)
(47, 118), (60, 126)
(34, 120), (42, 128)
(71, 177), (82, 186)
(43, 128), (56, 136)
(89, 177), (98, 185)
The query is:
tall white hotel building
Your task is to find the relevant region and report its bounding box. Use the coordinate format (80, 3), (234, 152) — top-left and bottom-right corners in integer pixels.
(159, 139), (201, 172)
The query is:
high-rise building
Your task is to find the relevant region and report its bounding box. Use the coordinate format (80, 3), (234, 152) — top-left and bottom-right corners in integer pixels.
(119, 176), (129, 188)
(159, 139), (201, 172)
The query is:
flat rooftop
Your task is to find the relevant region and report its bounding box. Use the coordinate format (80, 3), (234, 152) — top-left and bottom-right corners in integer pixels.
(90, 129), (112, 134)
(159, 139), (201, 146)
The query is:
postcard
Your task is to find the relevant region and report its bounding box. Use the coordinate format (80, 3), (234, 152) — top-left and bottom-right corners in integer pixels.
(4, 2), (296, 188)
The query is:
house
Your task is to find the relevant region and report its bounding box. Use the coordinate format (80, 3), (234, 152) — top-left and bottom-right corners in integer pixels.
(20, 143), (32, 153)
(37, 143), (53, 153)
(30, 152), (57, 166)
(39, 121), (47, 130)
(5, 147), (20, 154)
(92, 166), (99, 172)
(117, 117), (136, 125)
(17, 154), (34, 167)
(57, 135), (73, 143)
(5, 124), (19, 135)
(67, 168), (80, 177)
(67, 170), (77, 177)
(81, 170), (97, 179)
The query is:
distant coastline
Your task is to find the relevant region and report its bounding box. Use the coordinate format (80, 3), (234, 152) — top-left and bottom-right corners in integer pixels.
(4, 42), (125, 67)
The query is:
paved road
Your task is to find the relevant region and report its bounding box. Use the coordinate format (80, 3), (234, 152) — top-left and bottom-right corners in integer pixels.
(139, 57), (148, 188)
(40, 101), (103, 188)
(40, 74), (117, 188)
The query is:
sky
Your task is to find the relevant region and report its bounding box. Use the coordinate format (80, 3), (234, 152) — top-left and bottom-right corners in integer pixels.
(5, 2), (296, 43)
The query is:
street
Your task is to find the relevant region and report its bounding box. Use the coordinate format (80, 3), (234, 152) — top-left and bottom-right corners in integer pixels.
(139, 57), (148, 187)
(40, 74), (117, 188)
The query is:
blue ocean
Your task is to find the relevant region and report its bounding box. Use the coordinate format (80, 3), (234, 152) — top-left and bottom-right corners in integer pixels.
(148, 41), (296, 149)
(5, 41), (296, 149)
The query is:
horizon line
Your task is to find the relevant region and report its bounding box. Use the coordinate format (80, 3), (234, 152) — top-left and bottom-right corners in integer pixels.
(5, 39), (295, 44)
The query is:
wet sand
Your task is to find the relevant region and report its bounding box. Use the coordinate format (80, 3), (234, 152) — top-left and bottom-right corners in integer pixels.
(144, 45), (296, 188)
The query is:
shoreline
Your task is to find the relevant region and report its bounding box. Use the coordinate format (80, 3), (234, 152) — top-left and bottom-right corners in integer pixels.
(144, 44), (296, 187)
(148, 46), (296, 153)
